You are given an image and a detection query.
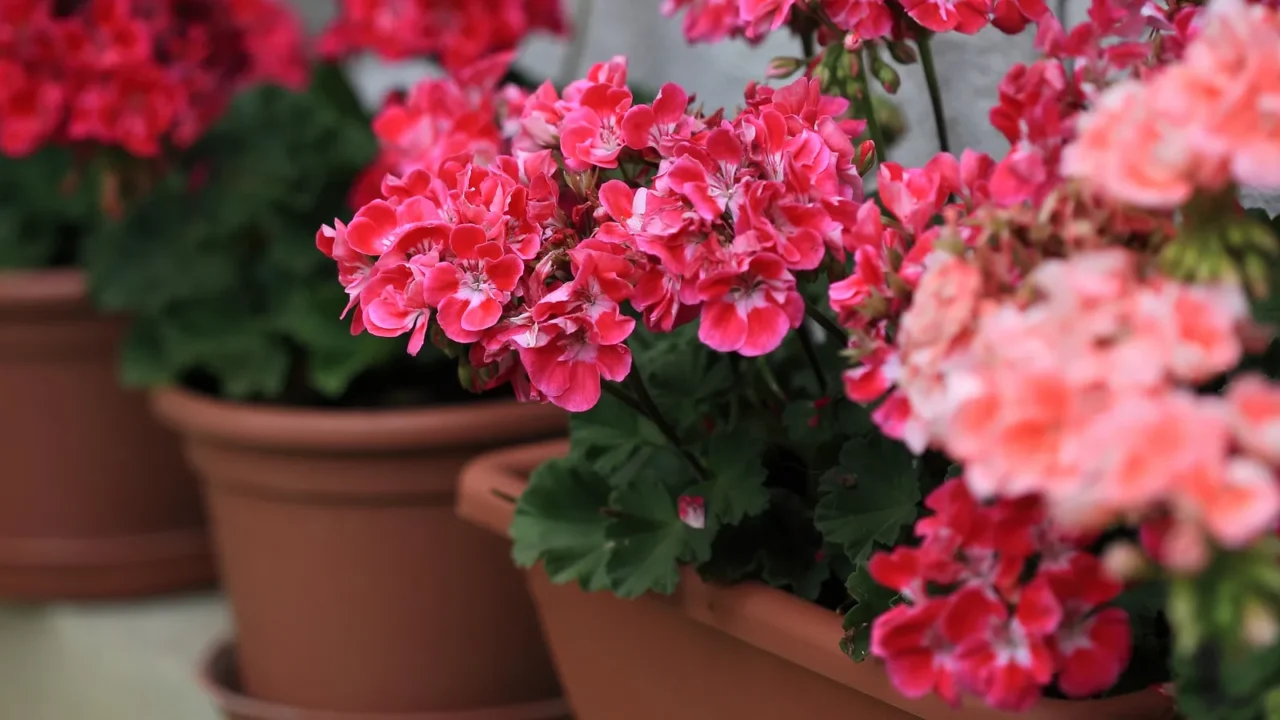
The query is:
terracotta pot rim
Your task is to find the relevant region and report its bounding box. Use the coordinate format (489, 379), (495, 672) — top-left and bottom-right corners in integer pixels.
(457, 441), (1175, 720)
(151, 385), (566, 453)
(199, 639), (571, 720)
(0, 267), (87, 307)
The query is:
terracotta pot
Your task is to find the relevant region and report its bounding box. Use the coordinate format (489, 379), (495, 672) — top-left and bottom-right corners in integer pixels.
(0, 268), (213, 599)
(457, 440), (1178, 720)
(151, 386), (567, 716)
(199, 640), (571, 720)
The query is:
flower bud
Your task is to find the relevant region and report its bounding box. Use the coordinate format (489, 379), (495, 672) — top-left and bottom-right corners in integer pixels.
(843, 34), (863, 53)
(855, 140), (877, 175)
(767, 56), (805, 80)
(887, 40), (918, 64)
(872, 58), (900, 94)
(457, 361), (478, 393)
(1101, 541), (1149, 582)
(1243, 598), (1280, 648)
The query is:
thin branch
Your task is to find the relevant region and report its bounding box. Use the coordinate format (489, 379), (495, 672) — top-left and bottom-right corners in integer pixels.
(856, 48), (889, 164)
(806, 302), (849, 344)
(916, 35), (951, 154)
(797, 326), (829, 395)
(557, 0), (597, 85)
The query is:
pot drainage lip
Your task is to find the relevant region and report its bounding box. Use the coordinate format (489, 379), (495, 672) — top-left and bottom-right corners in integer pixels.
(199, 638), (572, 720)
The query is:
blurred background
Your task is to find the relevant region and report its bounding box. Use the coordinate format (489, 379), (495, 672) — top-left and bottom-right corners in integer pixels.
(0, 0), (1225, 718)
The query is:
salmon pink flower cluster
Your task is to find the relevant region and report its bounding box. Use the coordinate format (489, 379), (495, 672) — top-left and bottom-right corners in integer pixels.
(0, 0), (307, 157)
(319, 0), (565, 72)
(320, 56), (871, 410)
(895, 249), (1280, 555)
(869, 479), (1132, 711)
(1063, 0), (1280, 208)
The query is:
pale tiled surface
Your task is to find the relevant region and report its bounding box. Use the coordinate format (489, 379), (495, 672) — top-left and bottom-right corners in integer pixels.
(0, 594), (228, 720)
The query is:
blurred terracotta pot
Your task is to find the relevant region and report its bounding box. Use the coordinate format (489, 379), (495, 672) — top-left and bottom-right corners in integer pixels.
(152, 386), (566, 716)
(0, 268), (213, 599)
(457, 441), (1177, 720)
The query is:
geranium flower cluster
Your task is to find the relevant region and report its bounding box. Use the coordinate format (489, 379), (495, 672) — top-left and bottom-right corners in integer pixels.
(320, 56), (871, 411)
(897, 249), (1280, 561)
(663, 0), (1049, 45)
(319, 0), (565, 72)
(869, 479), (1132, 711)
(1063, 0), (1280, 209)
(0, 0), (307, 158)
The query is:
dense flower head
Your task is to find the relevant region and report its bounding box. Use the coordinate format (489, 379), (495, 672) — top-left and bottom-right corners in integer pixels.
(877, 248), (1280, 558)
(1063, 0), (1280, 208)
(868, 479), (1132, 711)
(319, 0), (566, 72)
(0, 0), (307, 157)
(320, 56), (870, 411)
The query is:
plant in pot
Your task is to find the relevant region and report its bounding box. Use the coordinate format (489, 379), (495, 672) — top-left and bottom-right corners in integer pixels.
(93, 3), (571, 718)
(328, 0), (1280, 719)
(0, 0), (304, 599)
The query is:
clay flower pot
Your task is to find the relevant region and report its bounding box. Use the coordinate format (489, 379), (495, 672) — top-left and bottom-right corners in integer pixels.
(0, 268), (213, 599)
(151, 386), (568, 717)
(457, 440), (1178, 720)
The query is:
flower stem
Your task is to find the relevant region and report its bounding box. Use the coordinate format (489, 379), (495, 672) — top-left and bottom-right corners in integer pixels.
(616, 360), (709, 479)
(856, 49), (888, 164)
(805, 302), (848, 343)
(917, 35), (951, 154)
(801, 30), (816, 61)
(558, 0), (596, 86)
(797, 326), (829, 395)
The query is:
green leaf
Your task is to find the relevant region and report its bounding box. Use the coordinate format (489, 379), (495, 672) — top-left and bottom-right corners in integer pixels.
(815, 435), (921, 564)
(605, 479), (697, 598)
(510, 457), (612, 592)
(568, 392), (663, 478)
(690, 424), (771, 525)
(840, 563), (899, 661)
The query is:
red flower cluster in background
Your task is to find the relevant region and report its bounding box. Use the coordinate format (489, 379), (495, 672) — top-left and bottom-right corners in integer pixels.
(869, 479), (1131, 711)
(319, 0), (566, 72)
(319, 55), (872, 411)
(0, 0), (307, 158)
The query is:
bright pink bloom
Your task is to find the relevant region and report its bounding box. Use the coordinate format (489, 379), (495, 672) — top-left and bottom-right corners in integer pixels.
(696, 253), (805, 356)
(421, 224), (524, 343)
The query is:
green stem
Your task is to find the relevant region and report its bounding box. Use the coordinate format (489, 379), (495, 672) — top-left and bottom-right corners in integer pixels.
(797, 326), (829, 395)
(916, 35), (951, 154)
(805, 302), (848, 343)
(622, 361), (709, 479)
(558, 0), (596, 85)
(856, 49), (888, 164)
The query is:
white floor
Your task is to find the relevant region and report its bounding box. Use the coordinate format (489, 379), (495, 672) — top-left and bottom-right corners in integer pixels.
(0, 593), (228, 720)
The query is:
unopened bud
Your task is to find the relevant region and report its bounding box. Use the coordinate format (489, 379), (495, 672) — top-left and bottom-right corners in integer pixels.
(1163, 520), (1211, 576)
(1102, 541), (1149, 582)
(843, 34), (863, 53)
(767, 56), (806, 80)
(457, 361), (477, 392)
(429, 322), (456, 356)
(1243, 598), (1280, 648)
(846, 50), (861, 78)
(855, 140), (877, 174)
(873, 58), (901, 95)
(887, 40), (918, 64)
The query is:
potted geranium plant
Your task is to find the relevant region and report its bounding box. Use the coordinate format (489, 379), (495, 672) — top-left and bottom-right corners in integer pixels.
(329, 0), (1280, 718)
(110, 3), (571, 718)
(0, 0), (304, 600)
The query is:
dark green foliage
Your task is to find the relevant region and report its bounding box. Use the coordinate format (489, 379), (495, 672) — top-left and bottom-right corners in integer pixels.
(509, 319), (902, 603)
(0, 147), (96, 268)
(84, 65), (450, 404)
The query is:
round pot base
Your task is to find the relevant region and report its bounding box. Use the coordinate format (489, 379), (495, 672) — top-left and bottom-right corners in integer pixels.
(0, 527), (215, 600)
(199, 640), (572, 720)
